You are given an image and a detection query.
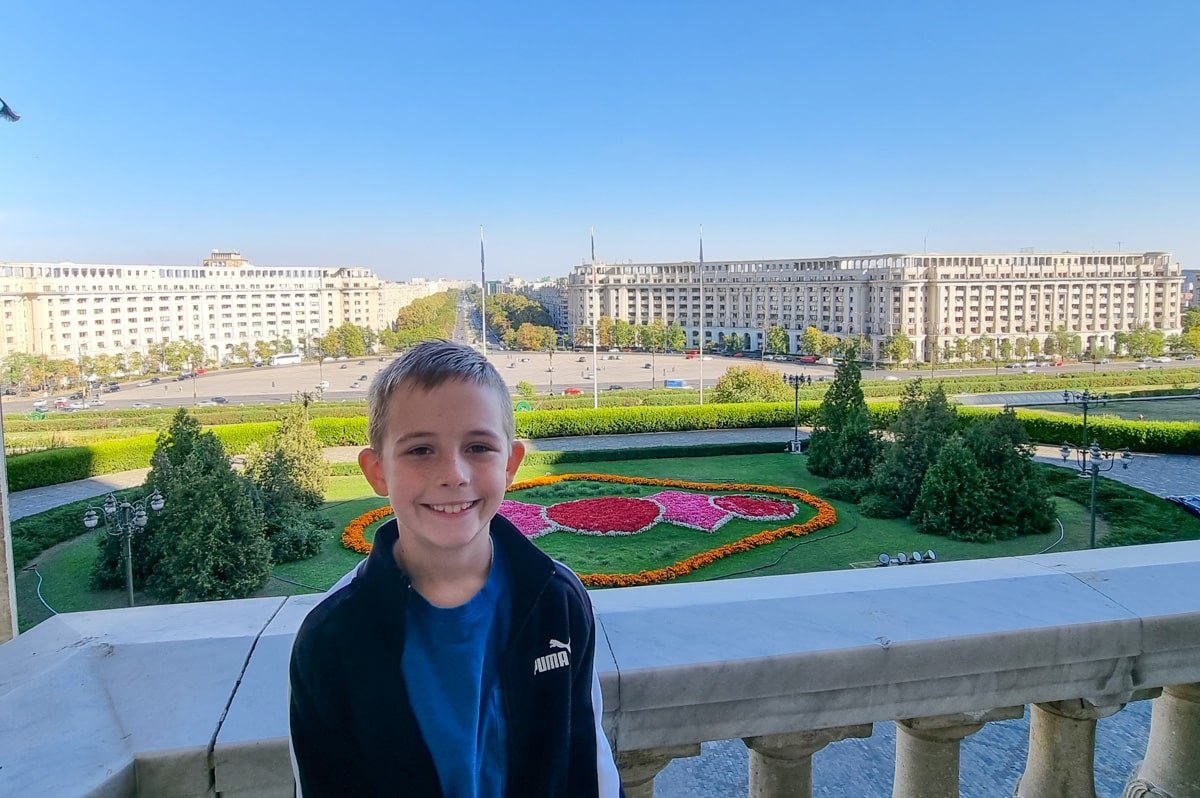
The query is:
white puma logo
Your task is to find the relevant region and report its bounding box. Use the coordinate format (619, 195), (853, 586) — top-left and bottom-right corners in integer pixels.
(534, 638), (572, 674)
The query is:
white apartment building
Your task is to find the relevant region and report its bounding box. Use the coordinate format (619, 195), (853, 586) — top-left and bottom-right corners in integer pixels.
(0, 250), (460, 362)
(567, 251), (1184, 361)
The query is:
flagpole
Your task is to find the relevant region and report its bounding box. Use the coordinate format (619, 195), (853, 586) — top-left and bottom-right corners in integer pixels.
(698, 225), (704, 406)
(479, 226), (487, 361)
(591, 228), (599, 409)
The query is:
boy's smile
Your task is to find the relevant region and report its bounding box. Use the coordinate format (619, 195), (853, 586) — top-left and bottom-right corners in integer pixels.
(358, 378), (524, 585)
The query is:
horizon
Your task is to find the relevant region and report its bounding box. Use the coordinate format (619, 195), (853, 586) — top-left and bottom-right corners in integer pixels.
(4, 1), (1198, 281)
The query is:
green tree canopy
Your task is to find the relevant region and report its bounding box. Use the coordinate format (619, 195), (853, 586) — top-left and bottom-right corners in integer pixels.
(863, 381), (957, 518)
(910, 436), (991, 541)
(806, 358), (878, 479)
(711, 364), (790, 403)
(766, 325), (789, 355)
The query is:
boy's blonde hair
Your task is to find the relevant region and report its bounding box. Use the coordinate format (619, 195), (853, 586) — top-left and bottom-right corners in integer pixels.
(366, 340), (514, 451)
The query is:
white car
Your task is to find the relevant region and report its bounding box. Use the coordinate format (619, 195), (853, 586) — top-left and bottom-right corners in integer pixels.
(137, 379), (154, 387)
(1153, 356), (1172, 363)
(884, 375), (900, 381)
(132, 402), (153, 409)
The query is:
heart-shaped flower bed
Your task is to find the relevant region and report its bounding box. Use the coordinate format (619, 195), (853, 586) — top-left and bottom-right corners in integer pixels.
(546, 496), (662, 535)
(343, 474), (837, 588)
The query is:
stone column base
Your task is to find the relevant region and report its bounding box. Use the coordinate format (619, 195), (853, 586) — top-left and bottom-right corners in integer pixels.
(1016, 698), (1124, 798)
(894, 706), (1024, 798)
(617, 744), (701, 798)
(744, 725), (873, 798)
(1122, 683), (1200, 798)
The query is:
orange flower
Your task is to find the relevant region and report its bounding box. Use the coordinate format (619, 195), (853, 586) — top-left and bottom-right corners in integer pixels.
(341, 473), (838, 587)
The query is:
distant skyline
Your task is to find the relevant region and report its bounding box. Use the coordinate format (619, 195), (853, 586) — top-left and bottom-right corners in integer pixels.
(4, 1), (1199, 281)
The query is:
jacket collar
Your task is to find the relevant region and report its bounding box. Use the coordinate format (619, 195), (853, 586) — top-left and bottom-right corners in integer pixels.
(361, 513), (558, 619)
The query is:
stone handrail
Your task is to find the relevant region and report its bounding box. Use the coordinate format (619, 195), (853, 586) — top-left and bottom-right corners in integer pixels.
(2, 541), (1199, 797)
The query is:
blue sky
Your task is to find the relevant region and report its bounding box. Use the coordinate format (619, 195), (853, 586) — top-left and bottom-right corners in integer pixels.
(3, 1), (1198, 281)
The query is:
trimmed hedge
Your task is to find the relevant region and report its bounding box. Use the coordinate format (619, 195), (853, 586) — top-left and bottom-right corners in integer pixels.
(514, 402), (813, 438)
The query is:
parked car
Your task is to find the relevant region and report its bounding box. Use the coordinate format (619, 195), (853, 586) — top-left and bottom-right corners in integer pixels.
(105, 382), (120, 392)
(1183, 354), (1197, 361)
(520, 357), (530, 362)
(317, 380), (330, 389)
(643, 363), (652, 369)
(577, 357), (587, 362)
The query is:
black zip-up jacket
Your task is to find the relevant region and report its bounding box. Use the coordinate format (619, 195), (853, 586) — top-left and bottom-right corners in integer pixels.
(289, 515), (623, 797)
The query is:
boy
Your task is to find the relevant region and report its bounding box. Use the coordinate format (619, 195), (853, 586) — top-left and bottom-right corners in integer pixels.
(289, 340), (623, 797)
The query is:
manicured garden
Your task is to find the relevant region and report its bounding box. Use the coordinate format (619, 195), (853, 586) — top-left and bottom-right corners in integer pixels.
(23, 449), (1200, 633)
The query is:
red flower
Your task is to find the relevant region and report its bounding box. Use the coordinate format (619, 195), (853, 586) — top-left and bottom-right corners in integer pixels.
(714, 494), (796, 519)
(546, 497), (662, 535)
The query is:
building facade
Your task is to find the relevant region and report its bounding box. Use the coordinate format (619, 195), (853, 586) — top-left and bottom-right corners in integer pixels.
(0, 250), (460, 363)
(566, 251), (1184, 361)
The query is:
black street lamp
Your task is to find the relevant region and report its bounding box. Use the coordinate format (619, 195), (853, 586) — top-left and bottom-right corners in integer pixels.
(785, 374), (804, 453)
(1061, 390), (1110, 470)
(1060, 441), (1133, 549)
(83, 489), (165, 607)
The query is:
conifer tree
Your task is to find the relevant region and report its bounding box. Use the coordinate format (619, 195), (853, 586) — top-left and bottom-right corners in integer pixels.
(146, 432), (270, 601)
(245, 403), (330, 562)
(911, 436), (990, 540)
(963, 410), (1056, 540)
(91, 409), (203, 589)
(863, 381), (957, 517)
(806, 358), (878, 478)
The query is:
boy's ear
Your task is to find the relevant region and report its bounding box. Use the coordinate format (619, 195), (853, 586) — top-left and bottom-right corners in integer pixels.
(358, 447), (389, 497)
(505, 440), (526, 485)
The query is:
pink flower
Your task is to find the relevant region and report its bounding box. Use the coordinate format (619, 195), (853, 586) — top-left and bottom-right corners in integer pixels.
(498, 499), (557, 539)
(646, 490), (732, 532)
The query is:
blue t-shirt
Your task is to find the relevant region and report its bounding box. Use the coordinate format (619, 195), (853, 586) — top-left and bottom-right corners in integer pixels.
(402, 544), (511, 797)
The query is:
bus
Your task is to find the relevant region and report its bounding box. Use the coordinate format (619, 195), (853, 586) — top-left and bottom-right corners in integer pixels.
(269, 352), (303, 366)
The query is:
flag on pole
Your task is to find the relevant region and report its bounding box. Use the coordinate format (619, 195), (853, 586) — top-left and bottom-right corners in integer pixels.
(0, 97), (19, 122)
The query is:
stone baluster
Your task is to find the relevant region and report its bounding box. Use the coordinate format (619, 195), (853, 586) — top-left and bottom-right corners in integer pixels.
(743, 725), (873, 798)
(1015, 698), (1124, 798)
(1123, 683), (1200, 798)
(892, 706), (1024, 798)
(617, 744), (701, 798)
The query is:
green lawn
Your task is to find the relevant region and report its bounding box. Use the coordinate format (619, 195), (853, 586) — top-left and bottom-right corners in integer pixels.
(21, 451), (1196, 633)
(1044, 398), (1200, 423)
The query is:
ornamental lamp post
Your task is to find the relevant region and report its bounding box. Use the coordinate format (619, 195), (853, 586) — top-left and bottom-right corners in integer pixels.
(1061, 389), (1110, 470)
(785, 374), (804, 453)
(83, 489), (165, 607)
(1060, 441), (1133, 549)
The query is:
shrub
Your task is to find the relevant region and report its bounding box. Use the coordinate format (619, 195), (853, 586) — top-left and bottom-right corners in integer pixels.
(711, 365), (792, 403)
(821, 477), (870, 503)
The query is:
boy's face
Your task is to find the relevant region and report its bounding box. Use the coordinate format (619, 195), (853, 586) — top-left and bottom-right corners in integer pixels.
(359, 379), (524, 565)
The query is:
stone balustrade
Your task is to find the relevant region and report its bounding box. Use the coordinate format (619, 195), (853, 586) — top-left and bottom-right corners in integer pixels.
(3, 541), (1200, 797)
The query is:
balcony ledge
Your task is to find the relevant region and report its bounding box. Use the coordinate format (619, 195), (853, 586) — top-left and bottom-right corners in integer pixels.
(2, 541), (1199, 796)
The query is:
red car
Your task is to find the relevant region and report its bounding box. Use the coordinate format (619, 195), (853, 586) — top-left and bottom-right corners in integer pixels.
(563, 387), (582, 395)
